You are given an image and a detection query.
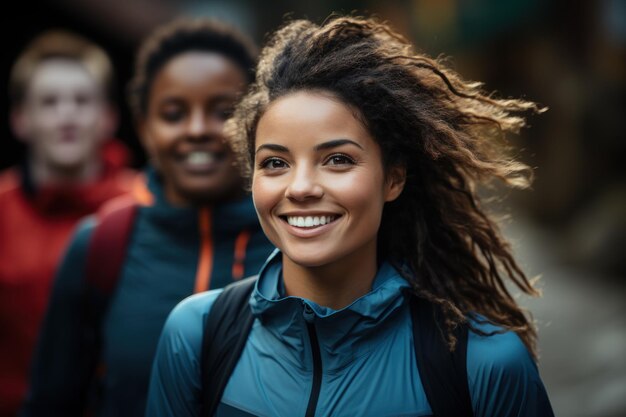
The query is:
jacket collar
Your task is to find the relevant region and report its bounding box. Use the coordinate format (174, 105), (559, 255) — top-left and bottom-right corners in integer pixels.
(249, 250), (410, 369)
(17, 157), (128, 217)
(142, 167), (260, 234)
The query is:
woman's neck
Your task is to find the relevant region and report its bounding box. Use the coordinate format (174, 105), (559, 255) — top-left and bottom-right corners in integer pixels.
(282, 245), (379, 310)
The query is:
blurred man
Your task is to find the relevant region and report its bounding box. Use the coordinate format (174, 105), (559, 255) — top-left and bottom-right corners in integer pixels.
(0, 30), (134, 416)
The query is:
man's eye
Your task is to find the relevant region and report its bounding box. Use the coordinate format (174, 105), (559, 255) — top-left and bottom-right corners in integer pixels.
(75, 94), (92, 106)
(41, 96), (58, 107)
(260, 158), (288, 170)
(325, 154), (355, 166)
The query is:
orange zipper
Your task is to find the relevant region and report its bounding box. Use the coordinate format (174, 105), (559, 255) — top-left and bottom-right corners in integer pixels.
(194, 207), (213, 293)
(232, 230), (251, 280)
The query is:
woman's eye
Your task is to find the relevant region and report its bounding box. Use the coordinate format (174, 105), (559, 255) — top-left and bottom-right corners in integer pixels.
(260, 158), (288, 170)
(160, 107), (185, 123)
(325, 154), (355, 166)
(215, 107), (234, 121)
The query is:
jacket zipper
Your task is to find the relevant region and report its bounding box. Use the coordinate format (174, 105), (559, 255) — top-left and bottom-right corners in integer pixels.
(231, 229), (251, 280)
(194, 207), (213, 292)
(305, 321), (322, 417)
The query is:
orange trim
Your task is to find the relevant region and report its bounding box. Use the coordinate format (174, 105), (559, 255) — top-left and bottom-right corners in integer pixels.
(194, 207), (213, 293)
(131, 173), (154, 206)
(97, 194), (135, 219)
(232, 230), (251, 280)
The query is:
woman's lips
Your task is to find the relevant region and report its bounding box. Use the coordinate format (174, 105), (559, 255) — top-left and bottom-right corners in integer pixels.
(279, 214), (341, 237)
(286, 215), (337, 227)
(180, 150), (222, 173)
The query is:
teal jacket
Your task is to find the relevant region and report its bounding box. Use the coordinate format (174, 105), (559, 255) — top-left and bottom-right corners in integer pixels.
(23, 168), (274, 417)
(147, 250), (553, 417)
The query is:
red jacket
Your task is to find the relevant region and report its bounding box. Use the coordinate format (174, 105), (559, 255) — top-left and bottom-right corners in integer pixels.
(0, 142), (134, 416)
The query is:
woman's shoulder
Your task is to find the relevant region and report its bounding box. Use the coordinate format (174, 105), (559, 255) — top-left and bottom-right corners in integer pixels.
(58, 216), (97, 266)
(165, 290), (226, 330)
(465, 319), (554, 416)
(150, 289), (226, 382)
(466, 318), (538, 378)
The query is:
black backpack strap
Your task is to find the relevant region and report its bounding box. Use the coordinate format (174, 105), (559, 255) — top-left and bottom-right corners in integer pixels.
(201, 276), (257, 417)
(409, 294), (474, 417)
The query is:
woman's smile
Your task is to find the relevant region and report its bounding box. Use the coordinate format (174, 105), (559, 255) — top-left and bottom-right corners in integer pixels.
(279, 212), (342, 238)
(176, 149), (227, 174)
(284, 214), (339, 228)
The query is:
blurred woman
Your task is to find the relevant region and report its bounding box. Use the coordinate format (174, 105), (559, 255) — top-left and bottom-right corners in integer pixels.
(147, 16), (554, 417)
(23, 19), (273, 417)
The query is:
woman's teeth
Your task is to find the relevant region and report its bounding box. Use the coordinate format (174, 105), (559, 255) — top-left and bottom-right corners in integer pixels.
(287, 216), (336, 228)
(186, 151), (215, 166)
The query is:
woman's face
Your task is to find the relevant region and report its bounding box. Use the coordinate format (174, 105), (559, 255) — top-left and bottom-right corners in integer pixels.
(141, 51), (246, 205)
(252, 91), (404, 269)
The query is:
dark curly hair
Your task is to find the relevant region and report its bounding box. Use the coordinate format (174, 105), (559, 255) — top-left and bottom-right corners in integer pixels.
(228, 16), (546, 358)
(128, 18), (257, 120)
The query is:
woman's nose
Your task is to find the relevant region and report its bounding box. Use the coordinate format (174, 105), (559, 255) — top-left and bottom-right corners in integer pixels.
(186, 110), (222, 139)
(186, 110), (208, 138)
(285, 166), (324, 201)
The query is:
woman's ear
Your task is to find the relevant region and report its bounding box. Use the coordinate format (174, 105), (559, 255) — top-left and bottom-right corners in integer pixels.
(136, 118), (147, 146)
(384, 165), (406, 202)
(136, 118), (152, 153)
(136, 118), (157, 167)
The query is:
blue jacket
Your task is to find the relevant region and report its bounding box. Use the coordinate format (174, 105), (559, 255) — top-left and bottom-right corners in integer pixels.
(23, 169), (275, 417)
(146, 250), (554, 417)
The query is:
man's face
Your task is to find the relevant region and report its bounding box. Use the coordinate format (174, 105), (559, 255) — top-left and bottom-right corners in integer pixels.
(14, 58), (111, 172)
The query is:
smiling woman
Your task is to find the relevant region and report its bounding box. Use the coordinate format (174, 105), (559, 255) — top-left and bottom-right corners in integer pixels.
(146, 16), (554, 417)
(139, 51), (246, 205)
(253, 91), (405, 308)
(22, 19), (275, 417)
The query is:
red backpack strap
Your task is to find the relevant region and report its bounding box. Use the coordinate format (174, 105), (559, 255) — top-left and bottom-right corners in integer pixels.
(85, 201), (138, 293)
(80, 201), (138, 412)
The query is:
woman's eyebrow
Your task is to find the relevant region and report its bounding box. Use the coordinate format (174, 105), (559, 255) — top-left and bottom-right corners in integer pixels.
(255, 143), (289, 154)
(208, 93), (240, 105)
(158, 96), (184, 105)
(255, 139), (363, 154)
(314, 139), (364, 151)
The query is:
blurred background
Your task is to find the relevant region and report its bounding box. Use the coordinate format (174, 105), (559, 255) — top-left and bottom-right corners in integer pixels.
(3, 0), (624, 416)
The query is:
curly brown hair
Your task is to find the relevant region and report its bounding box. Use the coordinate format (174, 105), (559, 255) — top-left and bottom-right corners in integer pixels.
(127, 18), (257, 120)
(228, 16), (545, 358)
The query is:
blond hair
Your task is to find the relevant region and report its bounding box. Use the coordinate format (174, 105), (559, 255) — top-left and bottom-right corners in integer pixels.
(10, 30), (114, 105)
